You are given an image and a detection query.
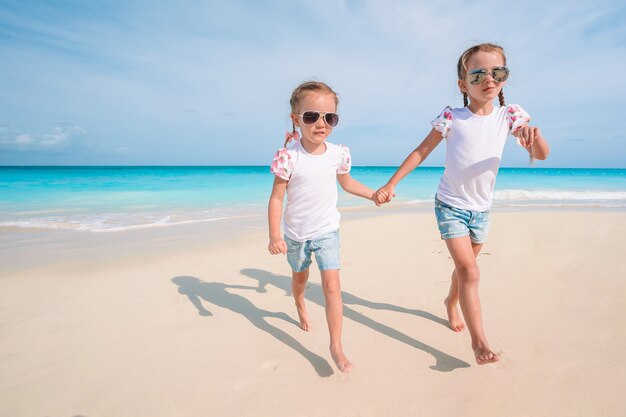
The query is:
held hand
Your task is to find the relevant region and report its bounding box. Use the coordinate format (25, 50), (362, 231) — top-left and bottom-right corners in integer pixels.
(373, 190), (387, 206)
(268, 237), (287, 255)
(374, 185), (396, 205)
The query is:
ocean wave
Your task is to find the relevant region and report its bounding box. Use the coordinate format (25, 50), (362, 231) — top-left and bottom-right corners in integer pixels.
(0, 213), (259, 232)
(493, 189), (626, 201)
(342, 190), (626, 209)
(2, 188), (625, 232)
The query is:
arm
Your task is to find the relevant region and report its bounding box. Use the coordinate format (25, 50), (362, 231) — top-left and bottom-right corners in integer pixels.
(513, 125), (550, 160)
(337, 173), (376, 202)
(376, 128), (444, 203)
(268, 176), (288, 255)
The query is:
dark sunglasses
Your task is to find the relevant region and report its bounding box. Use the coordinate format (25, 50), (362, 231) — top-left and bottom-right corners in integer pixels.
(468, 66), (509, 85)
(297, 111), (339, 127)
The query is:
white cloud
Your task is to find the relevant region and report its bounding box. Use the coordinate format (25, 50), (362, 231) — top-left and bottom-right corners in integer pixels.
(14, 134), (34, 144)
(0, 125), (87, 152)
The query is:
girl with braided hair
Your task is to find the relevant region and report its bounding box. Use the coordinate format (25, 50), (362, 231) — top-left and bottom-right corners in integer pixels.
(268, 81), (379, 373)
(375, 43), (550, 365)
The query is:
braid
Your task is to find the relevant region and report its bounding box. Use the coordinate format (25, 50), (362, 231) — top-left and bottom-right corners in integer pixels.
(283, 119), (300, 148)
(463, 92), (469, 107)
(498, 89), (505, 107)
(283, 121), (296, 148)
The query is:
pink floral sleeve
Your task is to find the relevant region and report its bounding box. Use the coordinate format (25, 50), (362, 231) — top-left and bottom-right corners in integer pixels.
(337, 145), (351, 174)
(506, 104), (531, 134)
(270, 148), (294, 180)
(431, 106), (453, 138)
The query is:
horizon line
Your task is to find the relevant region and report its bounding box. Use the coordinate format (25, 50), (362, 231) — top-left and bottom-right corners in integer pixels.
(1, 165), (625, 170)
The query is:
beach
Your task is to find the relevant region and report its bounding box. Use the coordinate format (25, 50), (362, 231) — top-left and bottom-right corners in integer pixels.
(1, 208), (625, 417)
(3, 0), (625, 414)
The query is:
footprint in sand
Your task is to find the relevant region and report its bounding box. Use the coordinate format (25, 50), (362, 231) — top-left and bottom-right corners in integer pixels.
(261, 360), (282, 371)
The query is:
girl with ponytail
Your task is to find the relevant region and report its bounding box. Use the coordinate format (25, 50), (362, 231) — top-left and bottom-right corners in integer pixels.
(375, 43), (550, 365)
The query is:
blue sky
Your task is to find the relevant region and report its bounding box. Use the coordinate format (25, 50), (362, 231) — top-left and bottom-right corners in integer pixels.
(1, 0), (625, 167)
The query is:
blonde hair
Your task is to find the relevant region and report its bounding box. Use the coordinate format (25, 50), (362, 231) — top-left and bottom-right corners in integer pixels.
(285, 81), (339, 147)
(457, 43), (507, 107)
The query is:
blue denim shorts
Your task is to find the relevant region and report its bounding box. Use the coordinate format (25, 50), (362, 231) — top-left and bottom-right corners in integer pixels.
(285, 230), (340, 272)
(434, 197), (490, 244)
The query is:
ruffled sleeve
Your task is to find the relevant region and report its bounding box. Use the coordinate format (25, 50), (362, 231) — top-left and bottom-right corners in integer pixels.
(337, 145), (351, 174)
(431, 106), (453, 139)
(270, 148), (294, 180)
(506, 104), (531, 134)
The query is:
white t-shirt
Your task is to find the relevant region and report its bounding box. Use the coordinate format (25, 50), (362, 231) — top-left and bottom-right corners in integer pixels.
(270, 141), (351, 241)
(431, 104), (530, 211)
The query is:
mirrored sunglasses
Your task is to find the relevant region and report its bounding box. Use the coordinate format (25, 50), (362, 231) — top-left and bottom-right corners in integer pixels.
(468, 66), (509, 85)
(298, 111), (339, 127)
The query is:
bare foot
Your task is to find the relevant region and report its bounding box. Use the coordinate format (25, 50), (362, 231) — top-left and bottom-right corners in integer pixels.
(330, 346), (353, 373)
(474, 345), (500, 365)
(295, 302), (311, 331)
(444, 298), (466, 332)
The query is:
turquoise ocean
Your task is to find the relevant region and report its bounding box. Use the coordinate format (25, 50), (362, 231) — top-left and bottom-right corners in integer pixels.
(1, 166), (625, 233)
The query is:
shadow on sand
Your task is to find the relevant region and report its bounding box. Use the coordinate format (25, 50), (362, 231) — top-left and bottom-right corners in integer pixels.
(240, 268), (470, 372)
(171, 276), (334, 377)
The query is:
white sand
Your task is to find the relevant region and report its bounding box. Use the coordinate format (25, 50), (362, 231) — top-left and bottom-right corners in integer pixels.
(1, 210), (625, 416)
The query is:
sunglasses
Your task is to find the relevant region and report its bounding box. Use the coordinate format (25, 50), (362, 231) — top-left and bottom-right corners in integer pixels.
(468, 66), (509, 85)
(297, 111), (340, 127)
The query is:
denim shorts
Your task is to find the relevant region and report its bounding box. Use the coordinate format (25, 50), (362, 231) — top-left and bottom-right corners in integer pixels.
(285, 230), (340, 272)
(434, 197), (490, 244)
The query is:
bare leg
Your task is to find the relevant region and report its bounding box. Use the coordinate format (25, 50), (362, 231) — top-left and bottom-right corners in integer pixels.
(445, 241), (482, 332)
(445, 237), (499, 365)
(445, 271), (465, 332)
(321, 269), (353, 373)
(292, 269), (311, 331)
